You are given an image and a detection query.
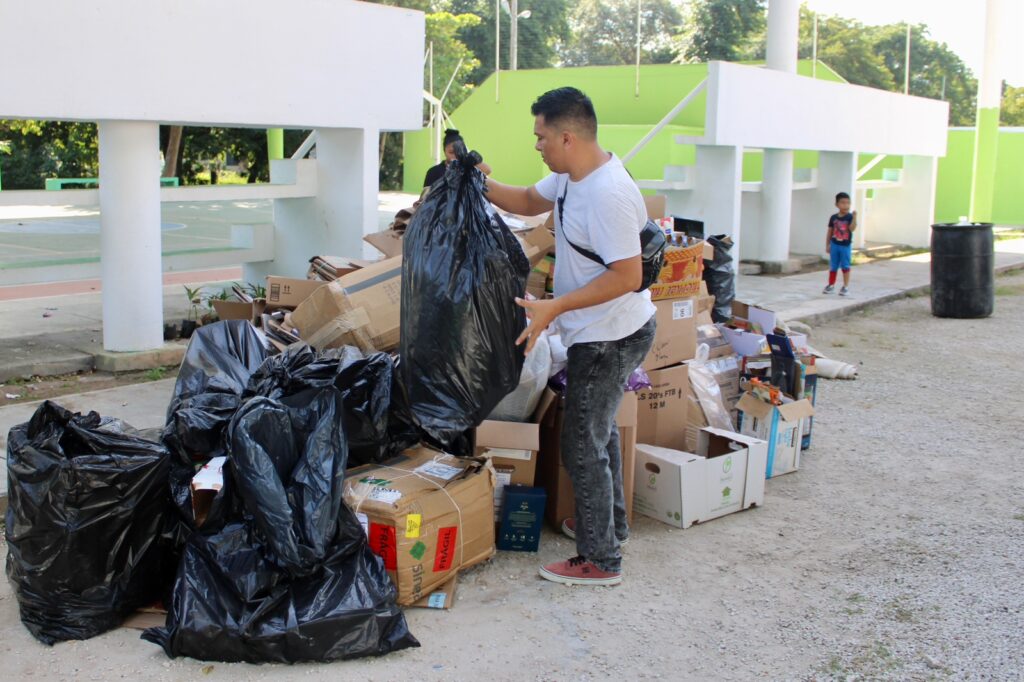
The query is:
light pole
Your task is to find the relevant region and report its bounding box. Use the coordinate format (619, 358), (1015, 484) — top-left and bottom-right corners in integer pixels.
(503, 0), (532, 71)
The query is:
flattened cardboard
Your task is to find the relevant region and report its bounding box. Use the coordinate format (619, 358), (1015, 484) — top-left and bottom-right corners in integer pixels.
(266, 276), (325, 309)
(643, 297), (698, 371)
(735, 393), (814, 479)
(632, 427), (767, 529)
(343, 448), (495, 606)
(290, 281), (376, 352)
(363, 229), (404, 259)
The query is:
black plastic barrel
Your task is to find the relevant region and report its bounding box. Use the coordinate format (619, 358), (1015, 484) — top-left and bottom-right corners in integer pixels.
(930, 222), (994, 318)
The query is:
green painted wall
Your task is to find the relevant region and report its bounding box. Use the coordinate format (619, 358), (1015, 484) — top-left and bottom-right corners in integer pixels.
(936, 129), (1024, 225)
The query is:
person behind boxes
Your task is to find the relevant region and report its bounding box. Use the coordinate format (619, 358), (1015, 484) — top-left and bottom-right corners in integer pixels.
(823, 191), (856, 296)
(484, 87), (656, 587)
(422, 128), (493, 190)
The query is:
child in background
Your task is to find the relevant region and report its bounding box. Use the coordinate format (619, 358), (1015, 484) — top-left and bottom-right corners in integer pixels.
(823, 192), (856, 296)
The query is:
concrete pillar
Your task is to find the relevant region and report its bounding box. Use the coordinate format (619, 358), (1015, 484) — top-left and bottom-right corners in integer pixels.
(98, 120), (164, 351)
(790, 151), (857, 255)
(249, 127), (379, 281)
(864, 155), (937, 248)
(665, 145), (743, 254)
(760, 0), (800, 267)
(969, 0), (1004, 222)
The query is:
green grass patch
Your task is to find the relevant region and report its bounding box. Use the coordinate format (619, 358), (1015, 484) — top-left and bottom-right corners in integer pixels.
(144, 367), (167, 381)
(995, 283), (1024, 297)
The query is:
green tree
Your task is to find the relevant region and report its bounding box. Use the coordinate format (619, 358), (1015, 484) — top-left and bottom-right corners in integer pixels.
(680, 0), (765, 63)
(445, 0), (570, 83)
(0, 120), (98, 190)
(1003, 84), (1024, 126)
(560, 0), (682, 67)
(866, 23), (977, 125)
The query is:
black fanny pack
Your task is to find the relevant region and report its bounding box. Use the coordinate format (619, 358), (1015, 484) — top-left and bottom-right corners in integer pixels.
(557, 182), (666, 293)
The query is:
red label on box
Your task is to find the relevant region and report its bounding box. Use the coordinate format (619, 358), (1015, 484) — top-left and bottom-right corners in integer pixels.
(369, 523), (397, 570)
(433, 526), (458, 572)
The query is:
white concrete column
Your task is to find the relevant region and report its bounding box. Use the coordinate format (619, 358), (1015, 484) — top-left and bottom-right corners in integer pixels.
(790, 151), (857, 255)
(766, 0), (800, 73)
(664, 145), (743, 255)
(760, 0), (800, 267)
(98, 120), (164, 351)
(863, 155), (937, 248)
(251, 127), (379, 281)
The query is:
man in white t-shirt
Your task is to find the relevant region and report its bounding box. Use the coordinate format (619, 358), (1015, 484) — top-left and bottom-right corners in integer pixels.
(485, 87), (656, 586)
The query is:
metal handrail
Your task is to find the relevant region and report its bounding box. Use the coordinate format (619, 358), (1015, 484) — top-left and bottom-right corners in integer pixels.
(621, 78), (708, 164)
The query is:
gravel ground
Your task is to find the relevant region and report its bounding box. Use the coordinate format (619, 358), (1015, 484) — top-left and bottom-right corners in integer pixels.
(2, 272), (1022, 681)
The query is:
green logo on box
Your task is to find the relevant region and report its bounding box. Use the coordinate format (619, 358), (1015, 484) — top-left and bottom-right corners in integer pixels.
(722, 456), (733, 474)
(410, 541), (426, 560)
(722, 486), (731, 499)
(360, 477), (391, 486)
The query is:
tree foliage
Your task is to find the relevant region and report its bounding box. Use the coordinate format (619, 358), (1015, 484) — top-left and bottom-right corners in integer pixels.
(560, 0), (683, 67)
(680, 0), (764, 63)
(1003, 85), (1024, 126)
(0, 121), (98, 190)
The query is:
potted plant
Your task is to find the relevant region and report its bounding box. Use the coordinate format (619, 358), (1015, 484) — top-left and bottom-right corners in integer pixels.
(201, 289), (228, 325)
(163, 321), (179, 341)
(181, 285), (204, 338)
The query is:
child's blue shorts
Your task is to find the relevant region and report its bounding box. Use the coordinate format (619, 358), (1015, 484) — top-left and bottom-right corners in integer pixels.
(830, 242), (852, 271)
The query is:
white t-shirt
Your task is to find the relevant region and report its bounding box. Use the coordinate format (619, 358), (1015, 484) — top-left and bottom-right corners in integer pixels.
(534, 153), (656, 347)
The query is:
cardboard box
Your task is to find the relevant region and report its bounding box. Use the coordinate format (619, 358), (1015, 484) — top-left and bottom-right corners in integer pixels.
(735, 393), (815, 479)
(364, 228), (404, 259)
(410, 575), (458, 610)
(633, 428), (768, 529)
(644, 195), (666, 220)
(212, 299), (266, 324)
(516, 226), (556, 268)
(649, 241), (704, 301)
(474, 420), (541, 521)
(497, 486), (546, 552)
(706, 354), (742, 403)
(343, 448), (495, 606)
(636, 365), (690, 452)
(266, 276), (325, 309)
(536, 391), (639, 529)
(643, 297), (698, 371)
(291, 256), (402, 352)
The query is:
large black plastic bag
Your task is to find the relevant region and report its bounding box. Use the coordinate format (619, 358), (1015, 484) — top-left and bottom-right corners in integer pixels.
(163, 320), (267, 464)
(703, 234), (736, 323)
(401, 151), (530, 448)
(142, 386), (418, 662)
(5, 401), (175, 644)
(244, 343), (416, 466)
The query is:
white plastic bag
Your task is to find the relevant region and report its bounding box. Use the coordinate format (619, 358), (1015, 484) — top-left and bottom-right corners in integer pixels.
(488, 332), (552, 422)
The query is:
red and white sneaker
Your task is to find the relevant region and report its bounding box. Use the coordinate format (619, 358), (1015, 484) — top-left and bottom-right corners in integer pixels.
(561, 518), (629, 545)
(539, 556), (622, 586)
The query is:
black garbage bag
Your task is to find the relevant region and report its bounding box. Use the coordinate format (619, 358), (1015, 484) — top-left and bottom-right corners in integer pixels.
(5, 401), (175, 645)
(162, 321), (267, 526)
(244, 343), (411, 467)
(143, 386), (418, 662)
(400, 148), (530, 448)
(163, 320), (268, 464)
(703, 234), (736, 323)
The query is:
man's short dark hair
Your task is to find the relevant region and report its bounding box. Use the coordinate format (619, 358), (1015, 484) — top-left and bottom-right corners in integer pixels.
(835, 192), (850, 202)
(531, 87), (598, 139)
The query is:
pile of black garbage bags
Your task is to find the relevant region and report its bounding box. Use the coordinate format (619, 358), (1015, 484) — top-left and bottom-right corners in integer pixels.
(4, 149), (528, 664)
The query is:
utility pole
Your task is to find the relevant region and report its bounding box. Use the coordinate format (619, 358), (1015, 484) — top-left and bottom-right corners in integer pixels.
(635, 0), (642, 97)
(495, 0), (500, 101)
(904, 23), (911, 95)
(510, 0), (518, 71)
(969, 0), (1006, 222)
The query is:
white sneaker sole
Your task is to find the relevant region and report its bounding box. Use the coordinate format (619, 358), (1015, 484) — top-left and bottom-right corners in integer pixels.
(561, 520), (629, 545)
(538, 566), (622, 586)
